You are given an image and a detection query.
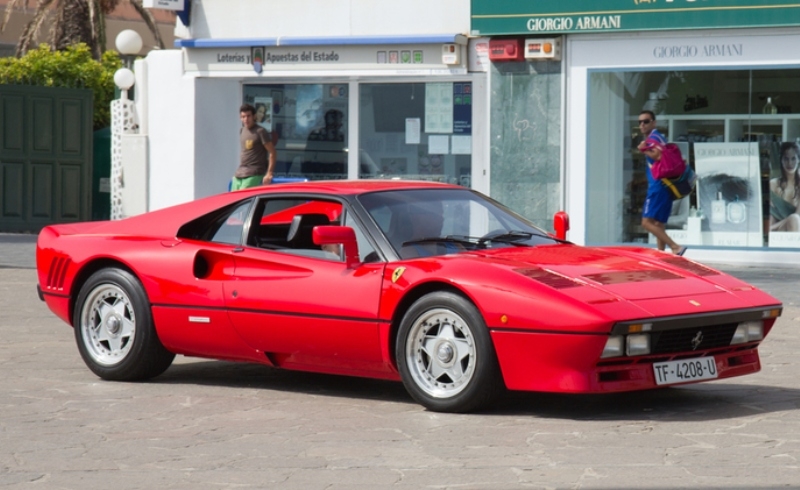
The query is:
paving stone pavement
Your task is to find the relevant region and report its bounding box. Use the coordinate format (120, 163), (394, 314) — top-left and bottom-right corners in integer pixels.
(1, 233), (799, 489)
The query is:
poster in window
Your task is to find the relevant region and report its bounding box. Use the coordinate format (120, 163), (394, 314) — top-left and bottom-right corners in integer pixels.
(253, 96), (273, 132)
(694, 143), (762, 247)
(425, 82), (453, 134)
(768, 141), (800, 247)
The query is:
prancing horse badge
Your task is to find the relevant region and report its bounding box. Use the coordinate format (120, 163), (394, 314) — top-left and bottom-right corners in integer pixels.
(392, 267), (406, 283)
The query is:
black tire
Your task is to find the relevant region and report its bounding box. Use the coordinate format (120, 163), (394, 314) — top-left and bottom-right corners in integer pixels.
(73, 268), (174, 381)
(396, 291), (503, 412)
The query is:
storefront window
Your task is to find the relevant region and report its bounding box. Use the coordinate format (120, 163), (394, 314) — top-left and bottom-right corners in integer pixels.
(587, 68), (800, 249)
(244, 84), (350, 180)
(245, 82), (474, 185)
(359, 82), (473, 186)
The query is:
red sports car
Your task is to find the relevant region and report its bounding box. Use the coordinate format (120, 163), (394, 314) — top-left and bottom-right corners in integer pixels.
(36, 180), (782, 412)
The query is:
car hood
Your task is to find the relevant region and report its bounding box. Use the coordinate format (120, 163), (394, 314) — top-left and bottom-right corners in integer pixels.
(465, 244), (729, 301)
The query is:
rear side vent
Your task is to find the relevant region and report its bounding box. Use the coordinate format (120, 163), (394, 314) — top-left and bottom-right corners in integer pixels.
(661, 257), (720, 277)
(46, 256), (71, 291)
(515, 268), (581, 289)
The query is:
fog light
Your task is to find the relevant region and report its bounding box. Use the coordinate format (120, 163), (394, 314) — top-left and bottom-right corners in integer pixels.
(601, 335), (624, 358)
(732, 321), (763, 344)
(626, 334), (651, 356)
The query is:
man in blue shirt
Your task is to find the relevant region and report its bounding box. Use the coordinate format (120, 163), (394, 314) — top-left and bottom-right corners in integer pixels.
(637, 110), (686, 255)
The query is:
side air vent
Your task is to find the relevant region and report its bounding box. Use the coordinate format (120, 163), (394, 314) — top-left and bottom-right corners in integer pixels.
(515, 268), (582, 289)
(46, 256), (71, 291)
(660, 257), (720, 276)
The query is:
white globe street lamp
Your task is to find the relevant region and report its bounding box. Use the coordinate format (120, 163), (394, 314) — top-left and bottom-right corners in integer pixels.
(115, 29), (143, 67)
(110, 30), (143, 221)
(116, 29), (143, 53)
(114, 68), (136, 98)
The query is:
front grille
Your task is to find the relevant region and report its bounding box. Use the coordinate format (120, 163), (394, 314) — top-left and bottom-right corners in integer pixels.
(651, 322), (738, 354)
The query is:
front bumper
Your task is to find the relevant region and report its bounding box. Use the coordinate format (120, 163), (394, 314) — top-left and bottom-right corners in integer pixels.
(491, 329), (763, 393)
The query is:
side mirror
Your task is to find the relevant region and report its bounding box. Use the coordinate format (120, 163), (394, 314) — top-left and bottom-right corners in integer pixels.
(553, 211), (570, 241)
(313, 225), (360, 268)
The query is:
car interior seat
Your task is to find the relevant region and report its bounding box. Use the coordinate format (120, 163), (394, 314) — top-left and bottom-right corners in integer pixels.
(286, 213), (331, 249)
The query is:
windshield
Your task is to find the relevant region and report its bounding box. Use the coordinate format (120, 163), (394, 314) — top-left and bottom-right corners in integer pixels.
(358, 188), (558, 259)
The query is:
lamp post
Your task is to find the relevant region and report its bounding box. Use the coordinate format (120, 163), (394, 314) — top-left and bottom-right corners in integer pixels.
(110, 30), (142, 220)
(115, 29), (143, 69)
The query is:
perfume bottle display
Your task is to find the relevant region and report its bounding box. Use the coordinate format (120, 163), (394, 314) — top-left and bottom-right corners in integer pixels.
(763, 97), (778, 115)
(711, 192), (727, 224)
(727, 197), (747, 224)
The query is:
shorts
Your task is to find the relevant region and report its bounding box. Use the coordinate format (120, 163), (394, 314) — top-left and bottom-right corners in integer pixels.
(231, 174), (264, 191)
(642, 185), (673, 224)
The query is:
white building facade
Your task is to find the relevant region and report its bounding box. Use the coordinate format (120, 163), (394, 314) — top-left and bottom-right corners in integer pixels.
(135, 0), (800, 265)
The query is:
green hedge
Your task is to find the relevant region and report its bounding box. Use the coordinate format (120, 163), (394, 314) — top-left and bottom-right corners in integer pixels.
(0, 44), (122, 129)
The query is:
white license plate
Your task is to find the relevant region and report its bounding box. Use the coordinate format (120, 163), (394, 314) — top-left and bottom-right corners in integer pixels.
(653, 357), (718, 385)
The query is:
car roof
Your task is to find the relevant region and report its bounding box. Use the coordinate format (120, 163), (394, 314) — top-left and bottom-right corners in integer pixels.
(231, 179), (459, 197)
(54, 180), (463, 239)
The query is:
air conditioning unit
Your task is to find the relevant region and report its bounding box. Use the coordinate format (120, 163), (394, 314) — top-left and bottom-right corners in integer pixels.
(524, 38), (562, 61)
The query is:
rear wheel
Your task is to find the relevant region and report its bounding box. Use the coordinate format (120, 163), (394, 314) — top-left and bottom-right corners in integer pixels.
(73, 268), (174, 381)
(396, 292), (502, 412)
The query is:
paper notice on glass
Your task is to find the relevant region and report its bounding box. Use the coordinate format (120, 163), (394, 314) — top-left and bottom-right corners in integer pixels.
(425, 82), (454, 133)
(451, 135), (471, 154)
(405, 118), (421, 144)
(428, 135), (449, 155)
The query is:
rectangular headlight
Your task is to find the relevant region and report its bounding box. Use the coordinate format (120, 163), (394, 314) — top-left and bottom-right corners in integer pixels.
(601, 335), (624, 358)
(732, 321), (763, 344)
(746, 321), (764, 341)
(626, 334), (651, 356)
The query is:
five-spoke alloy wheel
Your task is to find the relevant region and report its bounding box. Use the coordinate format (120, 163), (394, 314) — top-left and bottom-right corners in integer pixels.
(397, 292), (502, 412)
(74, 268), (174, 381)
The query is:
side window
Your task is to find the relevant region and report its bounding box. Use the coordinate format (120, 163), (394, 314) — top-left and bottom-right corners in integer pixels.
(343, 211), (381, 263)
(247, 197), (343, 260)
(177, 199), (253, 245)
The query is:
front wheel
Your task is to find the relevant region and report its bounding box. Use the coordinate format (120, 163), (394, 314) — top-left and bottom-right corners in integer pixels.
(73, 268), (174, 381)
(396, 292), (503, 412)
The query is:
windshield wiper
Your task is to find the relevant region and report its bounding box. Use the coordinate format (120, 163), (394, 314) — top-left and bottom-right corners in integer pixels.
(477, 230), (535, 246)
(401, 236), (476, 248)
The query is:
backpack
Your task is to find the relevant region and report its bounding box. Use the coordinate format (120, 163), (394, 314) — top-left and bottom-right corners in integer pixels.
(661, 165), (697, 200)
(649, 143), (686, 179)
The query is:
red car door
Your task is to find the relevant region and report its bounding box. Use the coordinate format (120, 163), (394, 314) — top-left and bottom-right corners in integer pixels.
(225, 248), (388, 376)
(147, 239), (261, 362)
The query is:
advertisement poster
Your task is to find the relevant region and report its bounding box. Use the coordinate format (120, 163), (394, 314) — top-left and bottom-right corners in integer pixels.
(768, 141), (800, 248)
(694, 143), (762, 247)
(253, 96), (273, 131)
(453, 82), (472, 135)
(295, 85), (323, 138)
(425, 82), (453, 134)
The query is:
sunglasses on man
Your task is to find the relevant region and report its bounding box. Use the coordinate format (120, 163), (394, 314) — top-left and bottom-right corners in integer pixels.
(638, 118), (653, 125)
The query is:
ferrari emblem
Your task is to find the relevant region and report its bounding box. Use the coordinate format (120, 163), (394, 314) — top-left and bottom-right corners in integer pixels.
(245, 139), (254, 150)
(392, 267), (406, 283)
(691, 331), (703, 350)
